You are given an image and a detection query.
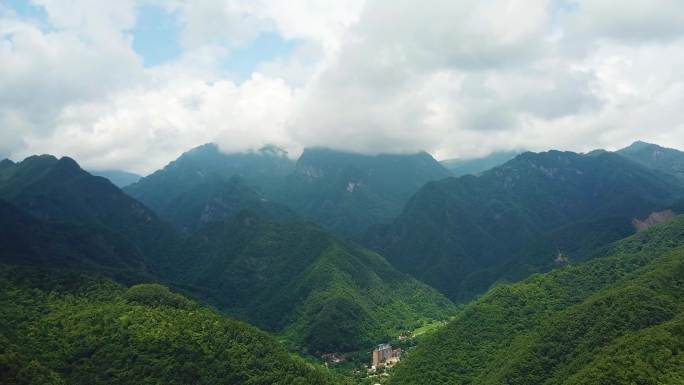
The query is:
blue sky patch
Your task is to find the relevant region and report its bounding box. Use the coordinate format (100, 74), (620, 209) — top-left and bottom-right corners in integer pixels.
(5, 0), (50, 29)
(131, 5), (183, 66)
(223, 32), (300, 80)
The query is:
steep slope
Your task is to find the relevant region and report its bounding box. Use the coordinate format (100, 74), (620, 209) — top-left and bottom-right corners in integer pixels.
(279, 148), (452, 239)
(0, 265), (340, 385)
(0, 153), (453, 354)
(160, 211), (455, 353)
(367, 150), (684, 300)
(147, 173), (295, 231)
(126, 145), (451, 239)
(89, 169), (142, 187)
(617, 140), (684, 182)
(0, 155), (174, 259)
(440, 150), (521, 176)
(0, 200), (153, 282)
(124, 144), (295, 216)
(389, 215), (684, 385)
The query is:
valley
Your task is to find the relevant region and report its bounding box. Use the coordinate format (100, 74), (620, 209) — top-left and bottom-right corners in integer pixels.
(2, 141), (684, 384)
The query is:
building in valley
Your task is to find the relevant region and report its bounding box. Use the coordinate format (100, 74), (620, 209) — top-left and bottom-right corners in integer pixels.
(371, 343), (402, 369)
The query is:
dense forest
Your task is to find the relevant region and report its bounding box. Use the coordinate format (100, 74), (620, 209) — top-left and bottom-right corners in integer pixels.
(0, 265), (341, 385)
(367, 149), (684, 301)
(2, 141), (684, 384)
(389, 215), (684, 384)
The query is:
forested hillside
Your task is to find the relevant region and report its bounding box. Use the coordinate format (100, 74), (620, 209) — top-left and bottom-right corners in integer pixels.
(389, 215), (684, 385)
(367, 150), (684, 301)
(161, 211), (455, 353)
(124, 144), (295, 229)
(0, 154), (454, 355)
(618, 141), (684, 181)
(278, 148), (452, 239)
(0, 155), (175, 259)
(0, 200), (154, 282)
(125, 144), (451, 239)
(0, 265), (341, 385)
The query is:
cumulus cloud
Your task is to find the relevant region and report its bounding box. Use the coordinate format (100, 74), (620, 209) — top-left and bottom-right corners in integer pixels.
(2, 0), (684, 173)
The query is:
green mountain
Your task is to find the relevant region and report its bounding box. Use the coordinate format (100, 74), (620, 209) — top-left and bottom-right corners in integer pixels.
(617, 140), (684, 181)
(440, 150), (521, 176)
(125, 145), (451, 239)
(89, 169), (142, 187)
(279, 148), (453, 239)
(0, 265), (340, 385)
(145, 173), (295, 231)
(1, 153), (454, 354)
(366, 150), (684, 301)
(389, 214), (684, 385)
(124, 144), (295, 216)
(159, 211), (455, 353)
(0, 155), (175, 259)
(0, 199), (154, 282)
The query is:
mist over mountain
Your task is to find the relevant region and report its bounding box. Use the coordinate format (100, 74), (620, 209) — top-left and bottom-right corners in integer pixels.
(4, 141), (684, 385)
(89, 169), (142, 187)
(440, 150), (522, 176)
(126, 144), (451, 239)
(5, 1), (684, 383)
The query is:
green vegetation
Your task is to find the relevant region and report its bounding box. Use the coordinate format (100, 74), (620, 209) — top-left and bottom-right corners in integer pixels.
(163, 211), (456, 353)
(279, 148), (452, 239)
(125, 144), (451, 240)
(0, 199), (154, 283)
(0, 155), (455, 355)
(388, 215), (684, 385)
(368, 150), (684, 301)
(0, 265), (341, 385)
(0, 154), (176, 261)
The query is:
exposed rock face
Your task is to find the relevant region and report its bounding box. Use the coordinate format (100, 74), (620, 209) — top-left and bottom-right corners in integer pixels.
(632, 209), (676, 232)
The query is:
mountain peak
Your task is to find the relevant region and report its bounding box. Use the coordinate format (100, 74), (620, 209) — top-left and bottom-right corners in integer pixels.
(0, 158), (15, 170)
(50, 156), (85, 178)
(625, 140), (660, 151)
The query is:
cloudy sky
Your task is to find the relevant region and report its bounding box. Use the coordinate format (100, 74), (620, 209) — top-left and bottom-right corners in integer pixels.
(2, 0), (684, 174)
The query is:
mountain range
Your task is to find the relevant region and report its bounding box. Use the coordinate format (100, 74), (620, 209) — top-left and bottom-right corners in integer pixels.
(0, 152), (454, 355)
(389, 213), (684, 385)
(3, 140), (684, 384)
(124, 144), (452, 239)
(365, 148), (684, 301)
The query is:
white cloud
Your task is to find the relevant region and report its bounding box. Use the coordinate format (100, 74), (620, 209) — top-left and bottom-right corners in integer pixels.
(3, 0), (684, 171)
(18, 74), (297, 174)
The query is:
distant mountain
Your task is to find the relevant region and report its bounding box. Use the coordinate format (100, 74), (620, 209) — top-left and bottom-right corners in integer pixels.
(366, 150), (684, 301)
(0, 154), (175, 262)
(617, 140), (684, 181)
(127, 144), (451, 239)
(125, 144), (294, 210)
(124, 144), (295, 230)
(276, 148), (452, 239)
(90, 169), (142, 187)
(389, 215), (684, 385)
(440, 150), (521, 176)
(0, 265), (339, 385)
(160, 210), (455, 353)
(139, 173), (295, 231)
